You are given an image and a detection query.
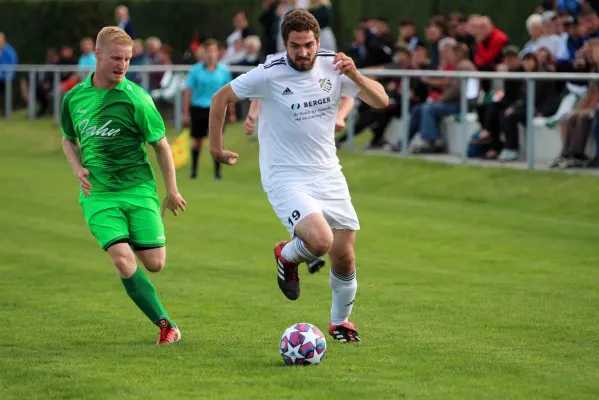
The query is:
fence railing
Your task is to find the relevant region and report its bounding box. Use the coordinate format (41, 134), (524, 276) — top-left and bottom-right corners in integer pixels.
(3, 64), (598, 170)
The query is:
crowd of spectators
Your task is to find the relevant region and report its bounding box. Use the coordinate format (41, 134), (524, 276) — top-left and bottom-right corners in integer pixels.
(2, 0), (599, 167)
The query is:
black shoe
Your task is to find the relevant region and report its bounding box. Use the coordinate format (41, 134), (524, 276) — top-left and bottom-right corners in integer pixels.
(328, 322), (361, 343)
(214, 174), (222, 181)
(307, 257), (325, 274)
(190, 170), (197, 179)
(274, 242), (300, 300)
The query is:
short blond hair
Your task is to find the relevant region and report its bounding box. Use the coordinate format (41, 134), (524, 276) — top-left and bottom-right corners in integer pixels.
(96, 26), (132, 49)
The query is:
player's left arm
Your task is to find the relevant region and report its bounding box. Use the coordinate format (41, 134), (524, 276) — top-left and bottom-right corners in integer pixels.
(135, 96), (187, 217)
(334, 52), (389, 109)
(335, 97), (355, 132)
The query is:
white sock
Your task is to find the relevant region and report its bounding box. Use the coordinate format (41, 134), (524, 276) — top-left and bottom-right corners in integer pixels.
(330, 268), (357, 326)
(281, 237), (316, 263)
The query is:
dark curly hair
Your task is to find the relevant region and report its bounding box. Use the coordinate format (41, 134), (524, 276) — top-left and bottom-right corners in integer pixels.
(281, 9), (321, 44)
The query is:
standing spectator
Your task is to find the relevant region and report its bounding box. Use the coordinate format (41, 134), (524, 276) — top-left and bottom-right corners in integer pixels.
(182, 39), (235, 180)
(259, 0), (280, 59)
(0, 32), (18, 116)
(226, 11), (255, 58)
(78, 37), (96, 81)
(144, 37), (163, 90)
(454, 15), (476, 60)
(363, 17), (394, 67)
(276, 0), (302, 52)
(115, 5), (134, 38)
(347, 25), (368, 68)
(413, 43), (477, 154)
(425, 20), (446, 68)
(309, 0), (337, 51)
(57, 45), (78, 95)
(126, 39), (146, 85)
(499, 52), (560, 162)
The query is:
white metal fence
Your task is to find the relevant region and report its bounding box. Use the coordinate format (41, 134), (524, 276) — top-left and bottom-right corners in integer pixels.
(2, 64), (598, 169)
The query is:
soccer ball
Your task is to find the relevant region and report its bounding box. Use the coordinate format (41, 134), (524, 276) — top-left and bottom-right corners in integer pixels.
(279, 323), (327, 365)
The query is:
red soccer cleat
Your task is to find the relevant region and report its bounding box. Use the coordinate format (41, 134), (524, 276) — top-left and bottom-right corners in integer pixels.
(156, 318), (181, 345)
(274, 241), (300, 300)
(329, 322), (361, 343)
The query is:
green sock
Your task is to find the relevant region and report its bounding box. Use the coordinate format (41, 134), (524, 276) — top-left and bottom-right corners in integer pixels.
(121, 267), (176, 328)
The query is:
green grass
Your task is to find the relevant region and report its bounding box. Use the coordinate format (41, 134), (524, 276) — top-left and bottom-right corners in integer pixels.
(1, 112), (599, 400)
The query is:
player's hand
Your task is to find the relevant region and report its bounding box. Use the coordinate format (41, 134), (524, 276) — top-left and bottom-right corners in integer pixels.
(333, 52), (359, 81)
(182, 113), (190, 127)
(162, 192), (187, 217)
(76, 167), (92, 197)
(244, 115), (256, 135)
(335, 118), (346, 132)
(211, 149), (239, 165)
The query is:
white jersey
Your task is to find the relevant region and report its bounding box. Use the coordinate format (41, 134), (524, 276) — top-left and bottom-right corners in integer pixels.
(230, 49), (360, 192)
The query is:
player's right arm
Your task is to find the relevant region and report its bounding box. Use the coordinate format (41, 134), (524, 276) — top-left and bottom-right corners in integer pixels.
(210, 65), (268, 165)
(61, 95), (92, 196)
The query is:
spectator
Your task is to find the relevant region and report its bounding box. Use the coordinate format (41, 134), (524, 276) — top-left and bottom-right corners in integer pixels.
(398, 19), (424, 53)
(537, 11), (563, 57)
(0, 32), (18, 116)
(309, 0), (337, 51)
(557, 15), (584, 62)
(144, 37), (163, 90)
(425, 20), (446, 68)
(20, 47), (58, 118)
(115, 5), (134, 38)
(233, 36), (262, 66)
(470, 45), (524, 159)
(579, 6), (599, 39)
(221, 37), (246, 65)
(57, 45), (78, 95)
(78, 37), (96, 81)
(347, 25), (368, 68)
(472, 16), (508, 74)
(226, 10), (255, 58)
(454, 14), (476, 60)
(423, 37), (457, 102)
(259, 0), (280, 60)
(498, 52), (560, 162)
(412, 43), (477, 154)
(126, 39), (146, 85)
(363, 17), (394, 67)
(521, 14), (544, 57)
(276, 0), (302, 52)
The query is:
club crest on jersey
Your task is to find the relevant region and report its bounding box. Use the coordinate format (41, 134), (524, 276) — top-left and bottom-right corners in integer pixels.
(78, 119), (121, 138)
(319, 77), (332, 93)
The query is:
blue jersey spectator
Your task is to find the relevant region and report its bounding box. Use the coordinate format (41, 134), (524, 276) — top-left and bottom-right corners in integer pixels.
(78, 37), (97, 80)
(183, 39), (234, 180)
(0, 32), (18, 117)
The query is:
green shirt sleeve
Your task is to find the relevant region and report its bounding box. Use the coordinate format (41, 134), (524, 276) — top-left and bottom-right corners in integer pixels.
(61, 94), (76, 140)
(134, 92), (166, 144)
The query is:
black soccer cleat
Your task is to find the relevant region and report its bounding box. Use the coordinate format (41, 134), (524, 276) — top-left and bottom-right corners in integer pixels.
(274, 242), (300, 300)
(307, 257), (326, 274)
(329, 322), (361, 343)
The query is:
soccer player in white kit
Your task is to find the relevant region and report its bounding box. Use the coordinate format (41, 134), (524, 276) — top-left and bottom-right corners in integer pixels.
(209, 9), (389, 343)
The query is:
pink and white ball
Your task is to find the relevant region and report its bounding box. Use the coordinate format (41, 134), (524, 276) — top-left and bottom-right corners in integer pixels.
(279, 323), (327, 365)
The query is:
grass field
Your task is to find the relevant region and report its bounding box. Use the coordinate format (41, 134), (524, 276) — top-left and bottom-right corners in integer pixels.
(1, 112), (599, 400)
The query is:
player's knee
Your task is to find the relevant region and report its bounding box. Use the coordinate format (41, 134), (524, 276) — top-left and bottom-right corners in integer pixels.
(111, 254), (137, 277)
(308, 230), (334, 257)
(144, 257), (166, 273)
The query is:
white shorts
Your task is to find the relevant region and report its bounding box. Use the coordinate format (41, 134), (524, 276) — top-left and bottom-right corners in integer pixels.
(266, 171), (360, 237)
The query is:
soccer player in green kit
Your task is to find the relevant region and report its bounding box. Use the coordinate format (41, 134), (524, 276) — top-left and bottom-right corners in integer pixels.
(61, 26), (187, 345)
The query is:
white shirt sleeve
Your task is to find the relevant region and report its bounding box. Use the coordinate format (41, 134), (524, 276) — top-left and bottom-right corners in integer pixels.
(230, 66), (268, 100)
(340, 74), (361, 98)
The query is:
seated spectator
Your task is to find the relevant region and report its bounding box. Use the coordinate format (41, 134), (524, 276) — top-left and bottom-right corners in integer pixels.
(309, 0), (337, 51)
(498, 52), (560, 162)
(20, 47), (58, 118)
(423, 37), (456, 102)
(454, 14), (476, 60)
(521, 14), (544, 57)
(144, 37), (163, 90)
(78, 37), (96, 81)
(557, 15), (584, 63)
(551, 38), (599, 168)
(412, 43), (476, 154)
(221, 37), (246, 65)
(398, 19), (424, 53)
(470, 45), (524, 159)
(233, 36), (262, 66)
(579, 6), (599, 40)
(472, 16), (508, 94)
(536, 11), (564, 58)
(557, 0), (584, 15)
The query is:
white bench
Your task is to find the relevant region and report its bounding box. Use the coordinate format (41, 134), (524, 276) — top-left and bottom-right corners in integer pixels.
(382, 114), (597, 164)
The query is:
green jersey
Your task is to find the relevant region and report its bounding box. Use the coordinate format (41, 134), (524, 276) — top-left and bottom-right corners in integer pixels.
(61, 73), (165, 192)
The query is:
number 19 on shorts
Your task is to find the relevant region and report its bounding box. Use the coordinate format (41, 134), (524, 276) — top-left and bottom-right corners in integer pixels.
(288, 210), (301, 227)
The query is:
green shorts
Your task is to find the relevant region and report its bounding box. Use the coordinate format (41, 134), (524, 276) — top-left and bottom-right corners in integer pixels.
(79, 180), (165, 251)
